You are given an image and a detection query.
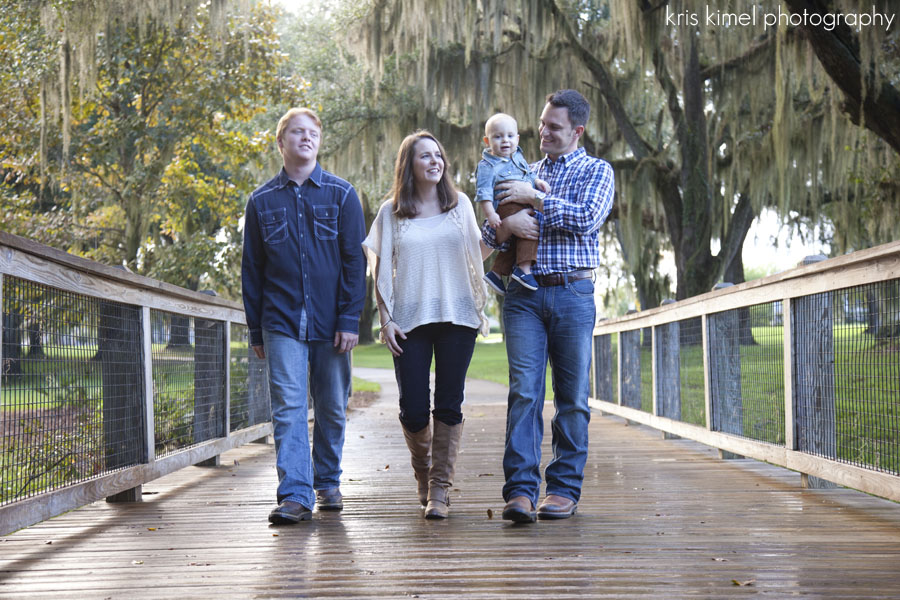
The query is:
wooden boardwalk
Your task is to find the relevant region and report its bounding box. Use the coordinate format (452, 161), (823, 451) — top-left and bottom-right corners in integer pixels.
(3, 367), (900, 599)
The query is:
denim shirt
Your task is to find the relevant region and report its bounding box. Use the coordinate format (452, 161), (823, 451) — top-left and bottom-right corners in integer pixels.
(474, 146), (537, 209)
(241, 165), (366, 346)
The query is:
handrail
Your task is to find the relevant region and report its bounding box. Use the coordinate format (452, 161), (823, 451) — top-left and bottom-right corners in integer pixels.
(0, 232), (271, 535)
(590, 239), (900, 503)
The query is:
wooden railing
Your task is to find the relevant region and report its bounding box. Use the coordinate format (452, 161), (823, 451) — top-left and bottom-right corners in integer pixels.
(590, 240), (900, 503)
(0, 232), (271, 535)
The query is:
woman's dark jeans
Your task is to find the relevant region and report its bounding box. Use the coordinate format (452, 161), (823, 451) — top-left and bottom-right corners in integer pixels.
(393, 322), (478, 432)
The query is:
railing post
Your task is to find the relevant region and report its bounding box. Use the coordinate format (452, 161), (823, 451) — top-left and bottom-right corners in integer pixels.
(782, 298), (795, 452)
(0, 273), (4, 383)
(793, 255), (838, 488)
(655, 299), (681, 439)
(224, 321), (232, 437)
(142, 307), (155, 470)
(708, 283), (743, 459)
(100, 301), (146, 503)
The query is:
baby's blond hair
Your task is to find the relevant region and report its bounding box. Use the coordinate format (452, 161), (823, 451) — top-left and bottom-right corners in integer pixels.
(484, 112), (518, 136)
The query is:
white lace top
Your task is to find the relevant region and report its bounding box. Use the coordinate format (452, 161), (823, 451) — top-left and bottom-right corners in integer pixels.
(363, 193), (489, 335)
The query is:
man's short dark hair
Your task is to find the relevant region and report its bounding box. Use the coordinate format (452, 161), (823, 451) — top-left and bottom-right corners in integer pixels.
(546, 89), (590, 128)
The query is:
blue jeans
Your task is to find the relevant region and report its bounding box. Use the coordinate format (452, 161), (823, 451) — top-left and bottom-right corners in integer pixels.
(393, 323), (477, 432)
(263, 328), (351, 508)
(501, 277), (595, 506)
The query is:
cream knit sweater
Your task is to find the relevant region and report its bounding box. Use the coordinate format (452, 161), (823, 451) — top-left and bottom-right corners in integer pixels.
(363, 193), (489, 336)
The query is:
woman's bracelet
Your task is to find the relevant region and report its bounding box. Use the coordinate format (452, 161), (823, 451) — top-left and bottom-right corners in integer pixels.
(380, 319), (394, 331)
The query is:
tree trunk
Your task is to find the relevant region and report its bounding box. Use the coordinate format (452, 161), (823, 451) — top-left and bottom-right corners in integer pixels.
(166, 314), (192, 349)
(723, 247), (757, 347)
(26, 319), (45, 358)
(2, 310), (23, 378)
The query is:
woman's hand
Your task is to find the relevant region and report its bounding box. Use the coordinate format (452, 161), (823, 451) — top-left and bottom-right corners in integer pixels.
(380, 321), (407, 356)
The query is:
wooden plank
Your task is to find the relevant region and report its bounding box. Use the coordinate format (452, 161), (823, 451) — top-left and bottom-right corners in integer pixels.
(0, 423), (272, 535)
(782, 298), (795, 451)
(0, 245), (245, 324)
(142, 307), (155, 464)
(3, 374), (900, 598)
(701, 314), (712, 430)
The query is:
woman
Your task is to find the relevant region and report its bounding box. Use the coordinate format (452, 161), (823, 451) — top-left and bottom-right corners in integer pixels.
(363, 131), (490, 519)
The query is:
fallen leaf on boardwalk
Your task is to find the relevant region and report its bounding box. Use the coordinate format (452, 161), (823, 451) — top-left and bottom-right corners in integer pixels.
(131, 561), (144, 565)
(44, 541), (52, 545)
(384, 464), (390, 470)
(477, 473), (494, 477)
(486, 509), (493, 519)
(359, 435), (365, 438)
(272, 534), (279, 537)
(731, 579), (755, 587)
(147, 528), (157, 531)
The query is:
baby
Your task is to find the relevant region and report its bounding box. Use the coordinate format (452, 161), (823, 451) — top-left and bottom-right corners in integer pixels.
(475, 113), (549, 294)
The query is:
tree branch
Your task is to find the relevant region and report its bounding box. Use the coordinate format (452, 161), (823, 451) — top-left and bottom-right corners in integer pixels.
(783, 0), (900, 154)
(541, 0), (655, 159)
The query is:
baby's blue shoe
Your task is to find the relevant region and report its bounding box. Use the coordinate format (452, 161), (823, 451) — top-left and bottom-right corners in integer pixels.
(483, 271), (506, 296)
(511, 267), (538, 291)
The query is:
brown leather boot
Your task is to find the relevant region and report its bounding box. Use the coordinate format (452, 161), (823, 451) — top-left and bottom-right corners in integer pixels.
(402, 423), (432, 506)
(424, 419), (464, 519)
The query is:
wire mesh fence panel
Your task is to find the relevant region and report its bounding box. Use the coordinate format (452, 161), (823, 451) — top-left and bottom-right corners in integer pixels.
(151, 310), (225, 457)
(740, 303), (785, 445)
(708, 304), (785, 444)
(610, 332), (618, 406)
(592, 333), (613, 403)
(1, 277), (145, 505)
(229, 323), (270, 432)
(678, 317), (706, 427)
(796, 282), (900, 475)
(708, 308), (745, 439)
(620, 328), (651, 412)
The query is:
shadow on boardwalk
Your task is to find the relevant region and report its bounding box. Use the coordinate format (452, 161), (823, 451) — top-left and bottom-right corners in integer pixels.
(2, 367), (900, 598)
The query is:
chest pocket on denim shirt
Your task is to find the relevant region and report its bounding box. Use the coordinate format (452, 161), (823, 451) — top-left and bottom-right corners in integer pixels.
(313, 205), (339, 240)
(259, 207), (287, 244)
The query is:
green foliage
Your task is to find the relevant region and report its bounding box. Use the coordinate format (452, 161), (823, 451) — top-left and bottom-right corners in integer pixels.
(0, 2), (309, 299)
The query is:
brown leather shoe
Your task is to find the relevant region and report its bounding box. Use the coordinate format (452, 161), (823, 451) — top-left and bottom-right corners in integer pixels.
(502, 496), (536, 523)
(537, 494), (577, 519)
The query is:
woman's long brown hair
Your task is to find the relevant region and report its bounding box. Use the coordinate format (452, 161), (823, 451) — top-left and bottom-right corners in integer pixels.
(389, 130), (458, 218)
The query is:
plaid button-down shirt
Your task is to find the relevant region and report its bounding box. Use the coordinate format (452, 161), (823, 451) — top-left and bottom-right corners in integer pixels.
(482, 147), (615, 276)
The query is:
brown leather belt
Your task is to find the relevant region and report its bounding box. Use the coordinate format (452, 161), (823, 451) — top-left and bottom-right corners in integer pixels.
(533, 269), (593, 287)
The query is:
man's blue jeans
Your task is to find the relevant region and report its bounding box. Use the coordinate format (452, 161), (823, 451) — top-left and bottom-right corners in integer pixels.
(501, 277), (595, 506)
(262, 328), (351, 509)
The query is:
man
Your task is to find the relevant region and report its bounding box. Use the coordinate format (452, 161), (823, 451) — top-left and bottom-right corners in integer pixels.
(482, 90), (615, 523)
(242, 107), (366, 524)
